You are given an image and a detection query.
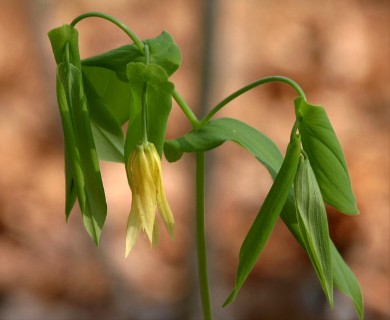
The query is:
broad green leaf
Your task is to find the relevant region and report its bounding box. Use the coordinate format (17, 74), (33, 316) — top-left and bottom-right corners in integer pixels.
(82, 32), (181, 81)
(331, 242), (364, 320)
(82, 66), (132, 125)
(56, 62), (107, 245)
(295, 157), (333, 306)
(124, 62), (174, 159)
(295, 97), (358, 214)
(164, 118), (283, 176)
(224, 136), (302, 306)
(83, 73), (124, 162)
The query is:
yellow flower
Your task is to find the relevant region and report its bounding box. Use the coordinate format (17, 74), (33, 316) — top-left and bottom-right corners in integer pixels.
(125, 142), (174, 256)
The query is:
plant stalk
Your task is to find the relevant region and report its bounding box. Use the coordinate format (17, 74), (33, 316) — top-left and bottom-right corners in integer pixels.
(201, 76), (306, 125)
(196, 152), (213, 320)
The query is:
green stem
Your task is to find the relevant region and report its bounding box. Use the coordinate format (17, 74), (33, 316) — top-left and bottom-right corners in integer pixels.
(196, 152), (213, 320)
(141, 44), (150, 145)
(172, 90), (200, 129)
(70, 12), (145, 53)
(201, 76), (306, 125)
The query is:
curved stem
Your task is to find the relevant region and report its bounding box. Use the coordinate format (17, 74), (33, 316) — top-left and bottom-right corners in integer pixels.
(201, 76), (306, 125)
(70, 12), (145, 53)
(172, 90), (200, 129)
(196, 152), (213, 320)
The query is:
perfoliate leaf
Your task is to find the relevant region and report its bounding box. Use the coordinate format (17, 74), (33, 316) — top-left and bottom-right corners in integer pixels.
(295, 97), (358, 214)
(82, 32), (181, 81)
(124, 62), (174, 160)
(295, 157), (333, 306)
(83, 73), (124, 162)
(224, 136), (302, 306)
(48, 25), (81, 67)
(82, 66), (132, 125)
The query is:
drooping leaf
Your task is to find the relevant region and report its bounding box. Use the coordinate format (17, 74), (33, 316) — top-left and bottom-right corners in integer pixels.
(295, 97), (358, 214)
(164, 118), (363, 317)
(164, 118), (283, 176)
(56, 62), (107, 245)
(82, 66), (132, 125)
(124, 62), (174, 160)
(83, 73), (124, 162)
(48, 24), (81, 67)
(82, 32), (181, 81)
(224, 136), (302, 306)
(295, 157), (333, 306)
(49, 24), (107, 245)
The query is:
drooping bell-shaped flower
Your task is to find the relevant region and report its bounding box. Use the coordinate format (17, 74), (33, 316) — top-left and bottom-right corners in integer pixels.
(125, 142), (174, 256)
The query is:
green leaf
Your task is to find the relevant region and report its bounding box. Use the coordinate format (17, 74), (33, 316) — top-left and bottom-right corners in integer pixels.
(124, 62), (174, 159)
(48, 25), (81, 68)
(295, 157), (333, 306)
(82, 73), (124, 162)
(64, 145), (77, 219)
(164, 118), (284, 176)
(56, 62), (107, 245)
(165, 118), (362, 317)
(82, 32), (181, 81)
(295, 97), (358, 214)
(82, 66), (132, 125)
(331, 242), (364, 320)
(224, 136), (302, 306)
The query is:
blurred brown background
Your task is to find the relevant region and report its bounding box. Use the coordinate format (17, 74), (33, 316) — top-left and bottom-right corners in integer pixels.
(0, 0), (389, 319)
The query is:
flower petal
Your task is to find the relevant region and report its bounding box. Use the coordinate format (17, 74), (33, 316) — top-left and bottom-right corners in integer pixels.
(125, 197), (142, 256)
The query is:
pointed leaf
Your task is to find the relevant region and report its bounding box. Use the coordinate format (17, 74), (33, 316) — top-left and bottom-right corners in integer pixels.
(224, 136), (302, 306)
(295, 157), (333, 306)
(331, 242), (364, 320)
(295, 97), (358, 214)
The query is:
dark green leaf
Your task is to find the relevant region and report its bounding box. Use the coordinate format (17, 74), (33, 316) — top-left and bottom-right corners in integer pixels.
(295, 157), (333, 306)
(83, 73), (124, 162)
(224, 136), (302, 306)
(124, 62), (174, 159)
(295, 97), (358, 214)
(82, 32), (181, 81)
(82, 66), (132, 125)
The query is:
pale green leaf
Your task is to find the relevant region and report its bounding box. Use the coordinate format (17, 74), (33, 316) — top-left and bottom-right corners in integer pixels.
(295, 157), (333, 306)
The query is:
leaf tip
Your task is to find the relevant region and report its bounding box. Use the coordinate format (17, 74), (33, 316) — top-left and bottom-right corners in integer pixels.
(222, 290), (236, 307)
